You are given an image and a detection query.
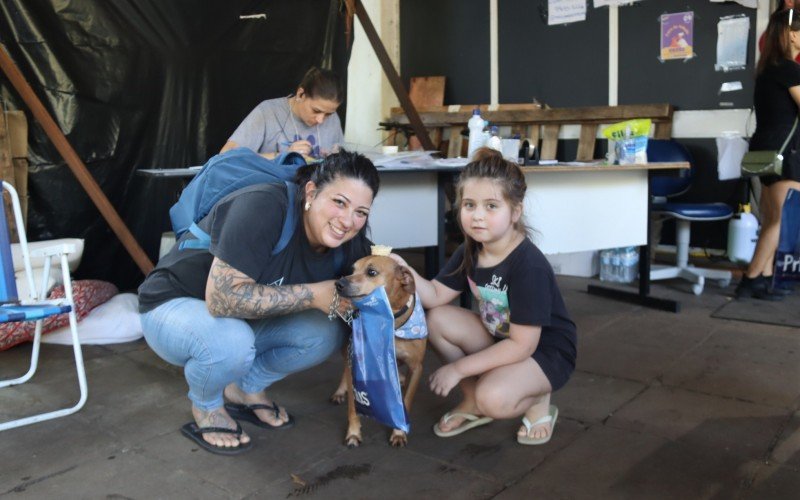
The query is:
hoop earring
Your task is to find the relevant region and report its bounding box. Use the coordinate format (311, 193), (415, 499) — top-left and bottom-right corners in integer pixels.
(304, 201), (311, 211)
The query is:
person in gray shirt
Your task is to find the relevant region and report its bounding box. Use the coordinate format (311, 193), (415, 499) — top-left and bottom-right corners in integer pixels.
(221, 67), (344, 159)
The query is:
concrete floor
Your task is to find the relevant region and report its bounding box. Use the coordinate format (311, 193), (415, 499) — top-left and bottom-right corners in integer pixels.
(1, 274), (799, 499)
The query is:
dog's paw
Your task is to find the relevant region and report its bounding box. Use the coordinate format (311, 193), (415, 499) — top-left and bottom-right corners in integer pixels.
(345, 433), (362, 448)
(329, 391), (346, 405)
(389, 430), (408, 447)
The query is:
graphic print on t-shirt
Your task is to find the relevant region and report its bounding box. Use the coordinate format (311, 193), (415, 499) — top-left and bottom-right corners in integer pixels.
(468, 276), (510, 337)
(293, 134), (320, 158)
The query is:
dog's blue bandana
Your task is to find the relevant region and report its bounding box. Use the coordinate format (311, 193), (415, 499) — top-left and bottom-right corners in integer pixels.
(393, 293), (427, 340)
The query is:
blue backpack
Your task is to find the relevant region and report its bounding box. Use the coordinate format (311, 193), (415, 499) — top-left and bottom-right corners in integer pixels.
(170, 147), (306, 242)
(169, 147), (344, 270)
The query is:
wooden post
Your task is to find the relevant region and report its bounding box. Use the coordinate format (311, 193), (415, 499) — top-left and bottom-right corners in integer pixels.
(353, 0), (436, 151)
(0, 43), (154, 275)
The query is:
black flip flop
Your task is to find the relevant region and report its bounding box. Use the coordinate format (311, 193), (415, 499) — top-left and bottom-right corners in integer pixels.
(180, 422), (253, 455)
(224, 402), (295, 430)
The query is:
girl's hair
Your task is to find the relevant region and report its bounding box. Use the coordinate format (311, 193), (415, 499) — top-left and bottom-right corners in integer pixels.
(297, 67), (344, 103)
(453, 147), (530, 276)
(294, 150), (380, 236)
(758, 8), (800, 74)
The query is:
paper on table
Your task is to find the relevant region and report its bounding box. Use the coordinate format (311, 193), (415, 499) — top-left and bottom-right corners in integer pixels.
(364, 151), (439, 168)
(434, 158), (470, 167)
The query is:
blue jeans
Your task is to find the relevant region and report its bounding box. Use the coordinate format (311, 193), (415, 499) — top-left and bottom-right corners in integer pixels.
(140, 297), (346, 411)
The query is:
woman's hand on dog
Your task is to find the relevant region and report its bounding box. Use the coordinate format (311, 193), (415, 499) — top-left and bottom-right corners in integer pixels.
(429, 364), (463, 397)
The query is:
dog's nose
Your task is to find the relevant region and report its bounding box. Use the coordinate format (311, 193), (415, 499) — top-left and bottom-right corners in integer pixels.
(335, 278), (347, 293)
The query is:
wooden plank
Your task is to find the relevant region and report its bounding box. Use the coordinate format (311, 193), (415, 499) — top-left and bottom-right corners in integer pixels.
(447, 126), (462, 158)
(653, 122), (672, 139)
(576, 124), (598, 161)
(389, 103), (673, 126)
(526, 124), (540, 147)
(540, 124), (560, 160)
(408, 77), (446, 151)
(0, 110), (18, 241)
(409, 76), (445, 107)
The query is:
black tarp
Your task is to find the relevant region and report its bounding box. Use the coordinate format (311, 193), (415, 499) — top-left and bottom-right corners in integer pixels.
(0, 0), (352, 290)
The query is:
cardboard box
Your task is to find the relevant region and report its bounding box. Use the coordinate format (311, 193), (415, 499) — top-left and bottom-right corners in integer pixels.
(545, 251), (599, 278)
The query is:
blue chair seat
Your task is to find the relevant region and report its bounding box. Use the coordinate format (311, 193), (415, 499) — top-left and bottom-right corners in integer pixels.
(0, 303), (72, 322)
(646, 140), (733, 295)
(652, 202), (733, 221)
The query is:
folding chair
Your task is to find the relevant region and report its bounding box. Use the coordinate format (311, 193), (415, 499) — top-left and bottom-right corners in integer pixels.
(0, 181), (87, 431)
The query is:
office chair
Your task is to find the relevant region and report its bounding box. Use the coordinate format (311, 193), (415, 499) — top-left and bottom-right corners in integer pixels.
(0, 181), (87, 431)
(648, 140), (733, 295)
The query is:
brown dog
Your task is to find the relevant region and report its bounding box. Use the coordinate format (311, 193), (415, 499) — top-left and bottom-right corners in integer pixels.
(331, 255), (427, 447)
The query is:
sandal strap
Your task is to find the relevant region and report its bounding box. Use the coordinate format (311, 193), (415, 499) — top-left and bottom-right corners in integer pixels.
(442, 411), (483, 423)
(238, 402), (282, 418)
(521, 415), (553, 431)
(194, 423), (243, 436)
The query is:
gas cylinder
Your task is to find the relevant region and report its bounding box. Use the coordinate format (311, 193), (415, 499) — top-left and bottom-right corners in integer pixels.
(727, 204), (759, 264)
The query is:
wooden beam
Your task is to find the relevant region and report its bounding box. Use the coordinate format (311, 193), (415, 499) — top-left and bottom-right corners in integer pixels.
(353, 0), (435, 151)
(389, 103), (674, 127)
(0, 43), (154, 275)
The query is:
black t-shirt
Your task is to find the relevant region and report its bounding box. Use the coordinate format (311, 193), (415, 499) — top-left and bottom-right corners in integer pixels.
(138, 182), (372, 313)
(751, 59), (800, 150)
(435, 238), (577, 359)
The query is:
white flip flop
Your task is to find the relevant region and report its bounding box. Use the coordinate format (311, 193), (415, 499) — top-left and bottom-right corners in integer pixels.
(433, 411), (493, 438)
(517, 405), (558, 445)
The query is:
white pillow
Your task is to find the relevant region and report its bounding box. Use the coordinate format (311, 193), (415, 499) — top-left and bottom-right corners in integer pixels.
(42, 293), (143, 345)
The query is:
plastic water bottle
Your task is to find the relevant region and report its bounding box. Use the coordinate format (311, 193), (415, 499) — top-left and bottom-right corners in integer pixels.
(467, 108), (485, 158)
(621, 247), (639, 283)
(610, 248), (622, 282)
(600, 249), (612, 281)
(727, 204), (759, 264)
(487, 126), (502, 153)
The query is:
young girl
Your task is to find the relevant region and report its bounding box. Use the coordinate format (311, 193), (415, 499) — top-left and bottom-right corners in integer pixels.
(395, 148), (577, 445)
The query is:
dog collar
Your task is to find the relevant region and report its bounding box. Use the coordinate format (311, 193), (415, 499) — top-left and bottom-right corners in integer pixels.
(393, 294), (415, 319)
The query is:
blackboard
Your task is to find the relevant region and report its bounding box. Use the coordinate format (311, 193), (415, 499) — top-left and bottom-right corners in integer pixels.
(498, 0), (609, 107)
(619, 0), (755, 110)
(400, 0), (491, 105)
(401, 0), (757, 111)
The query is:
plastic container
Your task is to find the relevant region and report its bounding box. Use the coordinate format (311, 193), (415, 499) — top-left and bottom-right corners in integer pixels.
(600, 247), (638, 283)
(467, 108), (485, 159)
(486, 126), (502, 153)
(620, 247), (639, 283)
(727, 204), (759, 264)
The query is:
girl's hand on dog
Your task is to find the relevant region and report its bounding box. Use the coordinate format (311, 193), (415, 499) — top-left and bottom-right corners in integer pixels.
(429, 364), (463, 397)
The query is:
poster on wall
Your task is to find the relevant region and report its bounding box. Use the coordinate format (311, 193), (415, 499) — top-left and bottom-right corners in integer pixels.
(660, 11), (694, 61)
(548, 0), (586, 26)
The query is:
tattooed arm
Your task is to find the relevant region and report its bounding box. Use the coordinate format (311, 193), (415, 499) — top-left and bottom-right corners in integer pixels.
(205, 256), (335, 318)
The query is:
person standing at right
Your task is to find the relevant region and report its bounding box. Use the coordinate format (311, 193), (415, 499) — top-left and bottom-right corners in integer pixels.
(737, 8), (800, 299)
(760, 1), (800, 63)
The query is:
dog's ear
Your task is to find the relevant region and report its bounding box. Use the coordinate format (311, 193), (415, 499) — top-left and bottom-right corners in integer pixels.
(394, 265), (416, 294)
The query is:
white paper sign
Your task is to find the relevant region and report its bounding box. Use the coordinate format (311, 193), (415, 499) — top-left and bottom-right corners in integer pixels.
(549, 0), (586, 26)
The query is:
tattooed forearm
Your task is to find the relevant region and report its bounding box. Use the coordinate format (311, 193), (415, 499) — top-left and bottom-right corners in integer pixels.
(206, 258), (316, 318)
